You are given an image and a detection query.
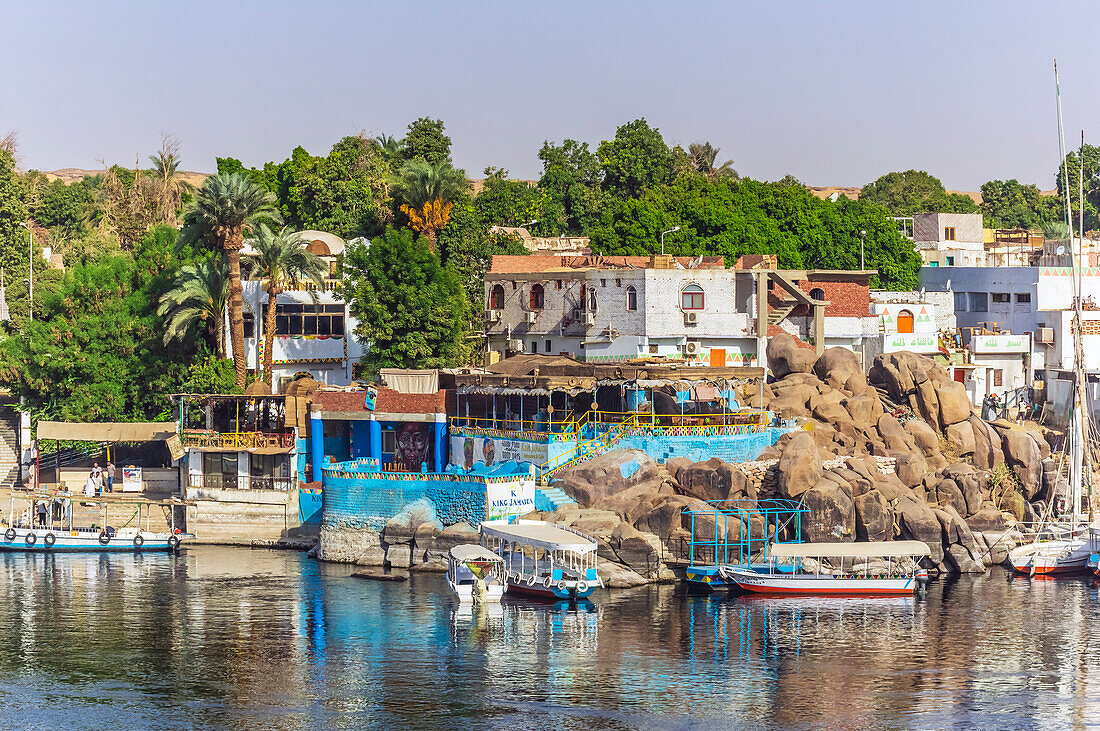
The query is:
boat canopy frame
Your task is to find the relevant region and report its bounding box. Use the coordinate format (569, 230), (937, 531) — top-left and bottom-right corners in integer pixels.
(683, 498), (809, 569)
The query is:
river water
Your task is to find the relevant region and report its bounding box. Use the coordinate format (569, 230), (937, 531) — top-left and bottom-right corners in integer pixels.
(0, 547), (1096, 730)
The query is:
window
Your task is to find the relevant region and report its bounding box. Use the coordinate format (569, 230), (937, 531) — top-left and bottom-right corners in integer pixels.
(601, 279), (607, 287)
(545, 339), (552, 352)
(944, 227), (956, 241)
(946, 256), (955, 266)
(954, 292), (968, 312)
(243, 313), (255, 339)
(969, 292), (988, 312)
(555, 280), (562, 290)
(490, 284), (505, 310)
(204, 452), (238, 476)
(929, 261), (940, 267)
(681, 284), (705, 310)
(615, 278), (622, 287)
(994, 369), (1003, 387)
(251, 454), (289, 478)
(271, 303), (346, 336)
(588, 289), (597, 312)
(626, 285), (638, 311)
(530, 341), (537, 353)
(992, 293), (1010, 303)
(529, 283), (544, 310)
(808, 287), (824, 302)
(381, 429), (397, 459)
(896, 309), (914, 334)
(1016, 293), (1032, 303)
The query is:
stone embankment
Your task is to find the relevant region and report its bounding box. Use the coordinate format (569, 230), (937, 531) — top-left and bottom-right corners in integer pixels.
(317, 334), (1062, 585)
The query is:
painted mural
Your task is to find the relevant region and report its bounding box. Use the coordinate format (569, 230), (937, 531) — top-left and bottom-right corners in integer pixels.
(450, 435), (547, 470)
(396, 423), (430, 466)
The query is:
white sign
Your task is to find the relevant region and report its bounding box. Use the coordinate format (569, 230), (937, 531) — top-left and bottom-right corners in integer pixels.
(971, 335), (1028, 354)
(122, 466), (142, 493)
(486, 477), (536, 521)
(450, 435), (548, 470)
(884, 333), (940, 353)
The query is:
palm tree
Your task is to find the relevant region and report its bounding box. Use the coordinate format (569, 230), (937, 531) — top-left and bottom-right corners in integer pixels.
(250, 225), (326, 384)
(689, 142), (738, 181)
(179, 173), (281, 389)
(148, 135), (194, 224)
(375, 133), (406, 162)
(389, 159), (468, 250)
(157, 256), (232, 359)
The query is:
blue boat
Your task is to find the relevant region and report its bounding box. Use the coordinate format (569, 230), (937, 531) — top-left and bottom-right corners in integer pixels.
(480, 519), (602, 601)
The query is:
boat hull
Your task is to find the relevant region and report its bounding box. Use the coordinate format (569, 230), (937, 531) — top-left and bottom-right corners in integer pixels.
(722, 567), (919, 596)
(506, 580), (596, 601)
(0, 528), (180, 553)
(1008, 539), (1093, 576)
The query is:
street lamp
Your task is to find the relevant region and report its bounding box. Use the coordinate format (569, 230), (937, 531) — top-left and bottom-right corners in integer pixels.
(19, 222), (31, 322)
(661, 226), (680, 256)
(860, 229), (867, 272)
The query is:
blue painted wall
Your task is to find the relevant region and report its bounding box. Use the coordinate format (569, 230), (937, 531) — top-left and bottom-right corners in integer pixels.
(611, 429), (783, 465)
(323, 474), (487, 530)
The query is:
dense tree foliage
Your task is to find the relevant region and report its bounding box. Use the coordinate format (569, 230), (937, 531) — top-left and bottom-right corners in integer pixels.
(1055, 143), (1100, 232)
(597, 118), (673, 199)
(341, 227), (467, 373)
(859, 170), (978, 216)
(980, 179), (1059, 230)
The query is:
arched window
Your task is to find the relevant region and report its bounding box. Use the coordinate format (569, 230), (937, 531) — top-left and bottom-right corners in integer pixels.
(588, 289), (598, 312)
(809, 287), (825, 302)
(681, 284), (704, 311)
(626, 285), (638, 311)
(490, 284), (505, 310)
(896, 309), (914, 334)
(529, 283), (544, 310)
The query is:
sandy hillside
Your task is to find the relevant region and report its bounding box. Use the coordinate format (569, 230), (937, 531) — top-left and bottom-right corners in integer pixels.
(44, 168), (211, 187)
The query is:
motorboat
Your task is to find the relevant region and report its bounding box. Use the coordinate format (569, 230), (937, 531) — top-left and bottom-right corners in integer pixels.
(720, 541), (931, 596)
(0, 494), (188, 553)
(446, 544), (506, 603)
(1007, 524), (1100, 575)
(479, 519), (602, 601)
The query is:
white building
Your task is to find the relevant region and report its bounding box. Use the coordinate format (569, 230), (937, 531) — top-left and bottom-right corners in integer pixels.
(235, 230), (364, 389)
(914, 212), (986, 268)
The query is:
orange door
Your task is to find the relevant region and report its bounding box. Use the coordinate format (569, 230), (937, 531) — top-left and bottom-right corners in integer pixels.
(896, 310), (914, 334)
(709, 348), (726, 367)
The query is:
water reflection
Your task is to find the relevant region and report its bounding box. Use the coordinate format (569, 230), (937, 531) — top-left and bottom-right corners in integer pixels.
(0, 548), (1095, 729)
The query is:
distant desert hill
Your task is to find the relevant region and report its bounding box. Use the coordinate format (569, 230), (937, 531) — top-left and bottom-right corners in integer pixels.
(44, 168), (211, 187)
(808, 186), (1056, 205)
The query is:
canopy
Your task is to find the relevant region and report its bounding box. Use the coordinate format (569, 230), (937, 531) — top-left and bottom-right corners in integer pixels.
(449, 544), (505, 563)
(36, 421), (178, 442)
(480, 520), (597, 554)
(769, 540), (930, 559)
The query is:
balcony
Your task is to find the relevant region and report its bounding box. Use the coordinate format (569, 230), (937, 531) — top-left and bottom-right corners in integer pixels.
(188, 473), (294, 491)
(182, 430), (295, 451)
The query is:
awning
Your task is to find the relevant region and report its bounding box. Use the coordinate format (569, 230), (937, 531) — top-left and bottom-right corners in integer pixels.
(449, 544), (505, 563)
(36, 421), (178, 442)
(769, 540), (931, 559)
(480, 520), (597, 554)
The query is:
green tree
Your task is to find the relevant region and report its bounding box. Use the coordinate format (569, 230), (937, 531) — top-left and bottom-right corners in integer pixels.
(688, 142), (738, 180)
(341, 227), (467, 373)
(1055, 144), (1100, 232)
(374, 133), (405, 162)
(249, 225), (326, 384)
(0, 149), (30, 323)
(184, 354), (240, 395)
(390, 159), (468, 249)
(178, 173), (281, 389)
(537, 139), (604, 234)
(157, 255), (231, 359)
(597, 118), (673, 199)
(438, 200), (530, 311)
(859, 170), (978, 216)
(400, 117), (452, 166)
(285, 135), (390, 238)
(979, 179), (1060, 229)
(472, 168), (546, 232)
(147, 135), (193, 224)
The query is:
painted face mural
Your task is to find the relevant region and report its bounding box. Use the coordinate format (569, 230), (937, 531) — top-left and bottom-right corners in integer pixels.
(396, 423), (429, 466)
(463, 437), (474, 470)
(482, 438), (496, 466)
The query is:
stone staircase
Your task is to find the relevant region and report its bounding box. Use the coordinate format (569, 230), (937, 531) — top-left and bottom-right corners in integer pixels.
(768, 303), (796, 327)
(535, 486), (577, 512)
(0, 402), (19, 487)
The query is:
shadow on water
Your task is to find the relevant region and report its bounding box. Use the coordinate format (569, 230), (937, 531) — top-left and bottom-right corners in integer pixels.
(0, 548), (1096, 729)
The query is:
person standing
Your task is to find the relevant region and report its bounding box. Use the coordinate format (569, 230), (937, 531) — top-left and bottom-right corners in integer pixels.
(36, 501), (47, 527)
(105, 461), (116, 493)
(84, 471), (97, 499)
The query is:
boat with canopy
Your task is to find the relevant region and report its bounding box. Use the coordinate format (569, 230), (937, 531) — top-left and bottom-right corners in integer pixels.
(720, 540), (931, 595)
(446, 544), (506, 603)
(479, 519), (602, 601)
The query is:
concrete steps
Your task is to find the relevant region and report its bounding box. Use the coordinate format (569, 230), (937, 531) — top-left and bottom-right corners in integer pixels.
(536, 486), (577, 512)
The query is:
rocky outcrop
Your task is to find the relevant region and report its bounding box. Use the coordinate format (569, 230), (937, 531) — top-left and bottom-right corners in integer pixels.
(767, 332), (817, 379)
(777, 432), (821, 498)
(556, 449), (662, 506)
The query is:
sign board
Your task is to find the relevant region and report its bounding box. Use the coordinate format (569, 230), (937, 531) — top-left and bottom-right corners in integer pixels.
(363, 387), (377, 411)
(450, 435), (548, 470)
(971, 335), (1028, 354)
(165, 434), (185, 462)
(122, 466), (142, 493)
(485, 477), (536, 521)
(883, 333), (940, 353)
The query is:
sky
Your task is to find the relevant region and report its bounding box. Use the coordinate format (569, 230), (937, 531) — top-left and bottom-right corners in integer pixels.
(4, 1), (1100, 190)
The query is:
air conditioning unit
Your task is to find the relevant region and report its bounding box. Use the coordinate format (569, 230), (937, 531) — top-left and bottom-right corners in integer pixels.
(583, 313), (595, 326)
(525, 311), (538, 324)
(684, 311), (699, 325)
(684, 341), (701, 355)
(1036, 327), (1054, 344)
(508, 339), (525, 352)
(485, 310), (502, 323)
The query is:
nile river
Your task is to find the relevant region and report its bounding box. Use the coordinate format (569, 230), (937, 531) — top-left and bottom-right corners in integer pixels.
(0, 547), (1096, 730)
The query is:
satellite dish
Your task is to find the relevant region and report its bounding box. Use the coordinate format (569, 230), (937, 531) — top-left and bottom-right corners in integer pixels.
(1056, 246), (1066, 255)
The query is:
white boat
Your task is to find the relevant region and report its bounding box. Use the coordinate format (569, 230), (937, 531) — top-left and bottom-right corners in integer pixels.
(480, 520), (602, 601)
(0, 494), (187, 553)
(446, 544), (506, 603)
(1008, 524), (1100, 576)
(720, 541), (931, 596)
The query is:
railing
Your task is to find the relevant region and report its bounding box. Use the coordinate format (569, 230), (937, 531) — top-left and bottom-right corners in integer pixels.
(181, 430), (295, 450)
(539, 414), (640, 484)
(188, 473), (294, 491)
(591, 409), (770, 429)
(448, 415), (580, 439)
(299, 279), (343, 293)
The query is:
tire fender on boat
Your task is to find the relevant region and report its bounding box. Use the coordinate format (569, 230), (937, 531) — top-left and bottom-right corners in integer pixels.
(24, 532), (37, 547)
(578, 581), (588, 592)
(526, 574), (535, 587)
(98, 531), (111, 546)
(44, 533), (56, 547)
(4, 527), (15, 542)
(543, 576), (553, 589)
(556, 580), (566, 592)
(133, 534), (144, 549)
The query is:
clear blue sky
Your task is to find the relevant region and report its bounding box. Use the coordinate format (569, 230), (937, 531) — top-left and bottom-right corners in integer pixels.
(4, 1), (1097, 190)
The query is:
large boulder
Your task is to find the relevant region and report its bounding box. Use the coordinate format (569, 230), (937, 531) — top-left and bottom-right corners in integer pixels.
(894, 495), (945, 565)
(893, 452), (928, 488)
(633, 494), (697, 537)
(1000, 429), (1043, 499)
(932, 478), (968, 517)
(556, 449), (661, 506)
(802, 478), (856, 542)
(937, 381), (972, 428)
(767, 332), (817, 379)
(854, 489), (892, 541)
(944, 463), (983, 516)
(609, 522), (661, 576)
(877, 414), (912, 454)
(969, 415), (1005, 470)
(842, 393), (881, 426)
(777, 431), (822, 498)
(945, 420), (976, 457)
(593, 480), (674, 526)
(903, 419), (940, 458)
(676, 458), (738, 502)
(813, 347), (866, 392)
